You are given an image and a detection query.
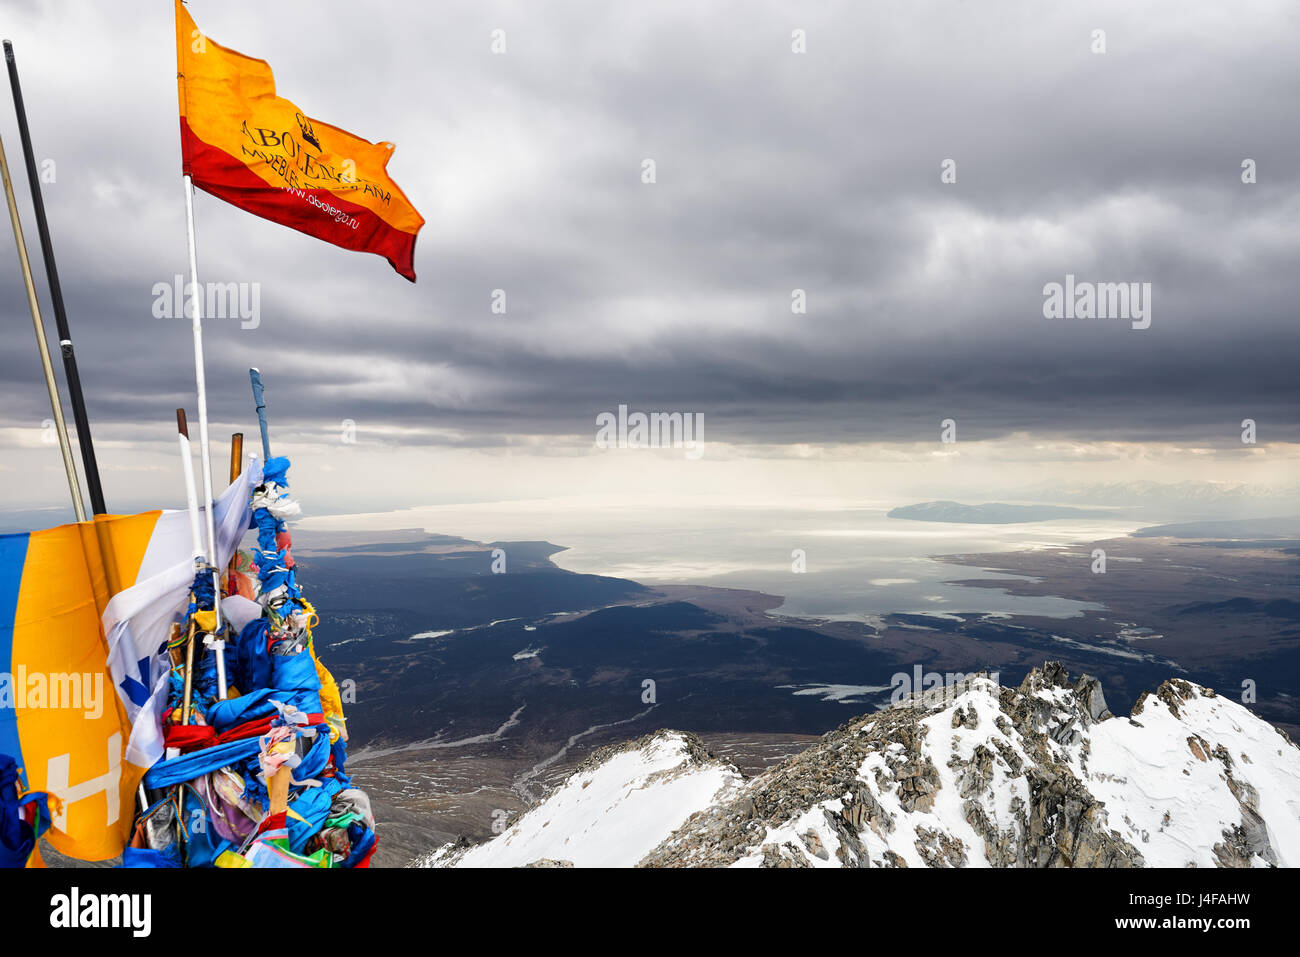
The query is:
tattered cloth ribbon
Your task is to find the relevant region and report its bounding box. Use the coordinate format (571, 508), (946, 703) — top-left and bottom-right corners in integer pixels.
(163, 714), (281, 753)
(257, 700), (322, 786)
(257, 726), (299, 780)
(250, 482), (301, 522)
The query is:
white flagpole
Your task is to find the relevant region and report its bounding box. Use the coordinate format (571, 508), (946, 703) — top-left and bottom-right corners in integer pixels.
(176, 426), (202, 561)
(175, 410), (202, 728)
(182, 173), (227, 697)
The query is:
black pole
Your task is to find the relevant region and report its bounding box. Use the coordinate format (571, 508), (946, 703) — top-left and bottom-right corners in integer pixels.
(4, 39), (106, 515)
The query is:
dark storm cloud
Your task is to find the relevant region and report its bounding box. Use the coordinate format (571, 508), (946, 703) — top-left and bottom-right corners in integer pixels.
(0, 0), (1297, 463)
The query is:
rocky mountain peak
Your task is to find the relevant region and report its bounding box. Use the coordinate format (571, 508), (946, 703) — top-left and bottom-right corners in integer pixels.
(418, 663), (1300, 868)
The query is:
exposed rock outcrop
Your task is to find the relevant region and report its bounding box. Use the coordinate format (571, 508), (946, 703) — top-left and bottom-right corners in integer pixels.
(422, 663), (1300, 869)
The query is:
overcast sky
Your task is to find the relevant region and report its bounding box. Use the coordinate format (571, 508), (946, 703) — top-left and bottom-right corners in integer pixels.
(0, 0), (1297, 522)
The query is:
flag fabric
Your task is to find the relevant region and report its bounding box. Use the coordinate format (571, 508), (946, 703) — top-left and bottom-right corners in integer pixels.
(104, 462), (260, 774)
(0, 466), (257, 861)
(174, 0), (425, 281)
(0, 516), (159, 861)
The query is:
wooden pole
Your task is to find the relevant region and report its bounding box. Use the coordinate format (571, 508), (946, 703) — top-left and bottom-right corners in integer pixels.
(267, 763), (291, 816)
(180, 619), (197, 725)
(225, 433), (244, 595)
(0, 119), (84, 520)
(228, 433), (243, 484)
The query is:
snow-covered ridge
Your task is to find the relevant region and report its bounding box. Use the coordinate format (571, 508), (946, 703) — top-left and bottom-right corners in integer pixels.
(416, 664), (1300, 868)
(414, 731), (741, 868)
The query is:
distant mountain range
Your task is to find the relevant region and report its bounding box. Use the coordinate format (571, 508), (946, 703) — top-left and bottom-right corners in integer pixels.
(1021, 481), (1300, 512)
(883, 482), (1300, 527)
(1132, 517), (1300, 539)
(887, 501), (1108, 523)
(418, 664), (1300, 868)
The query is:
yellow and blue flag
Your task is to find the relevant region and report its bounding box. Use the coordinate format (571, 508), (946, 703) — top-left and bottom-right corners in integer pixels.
(0, 465), (257, 861)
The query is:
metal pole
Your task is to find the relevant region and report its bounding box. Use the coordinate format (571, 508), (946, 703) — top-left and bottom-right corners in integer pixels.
(182, 173), (225, 696)
(249, 368), (271, 461)
(0, 124), (84, 521)
(4, 40), (106, 514)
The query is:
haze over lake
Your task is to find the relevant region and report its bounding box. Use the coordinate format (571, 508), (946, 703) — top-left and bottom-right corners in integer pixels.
(303, 501), (1145, 623)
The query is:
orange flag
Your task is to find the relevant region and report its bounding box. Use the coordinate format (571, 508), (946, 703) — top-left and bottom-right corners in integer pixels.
(175, 1), (425, 281)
